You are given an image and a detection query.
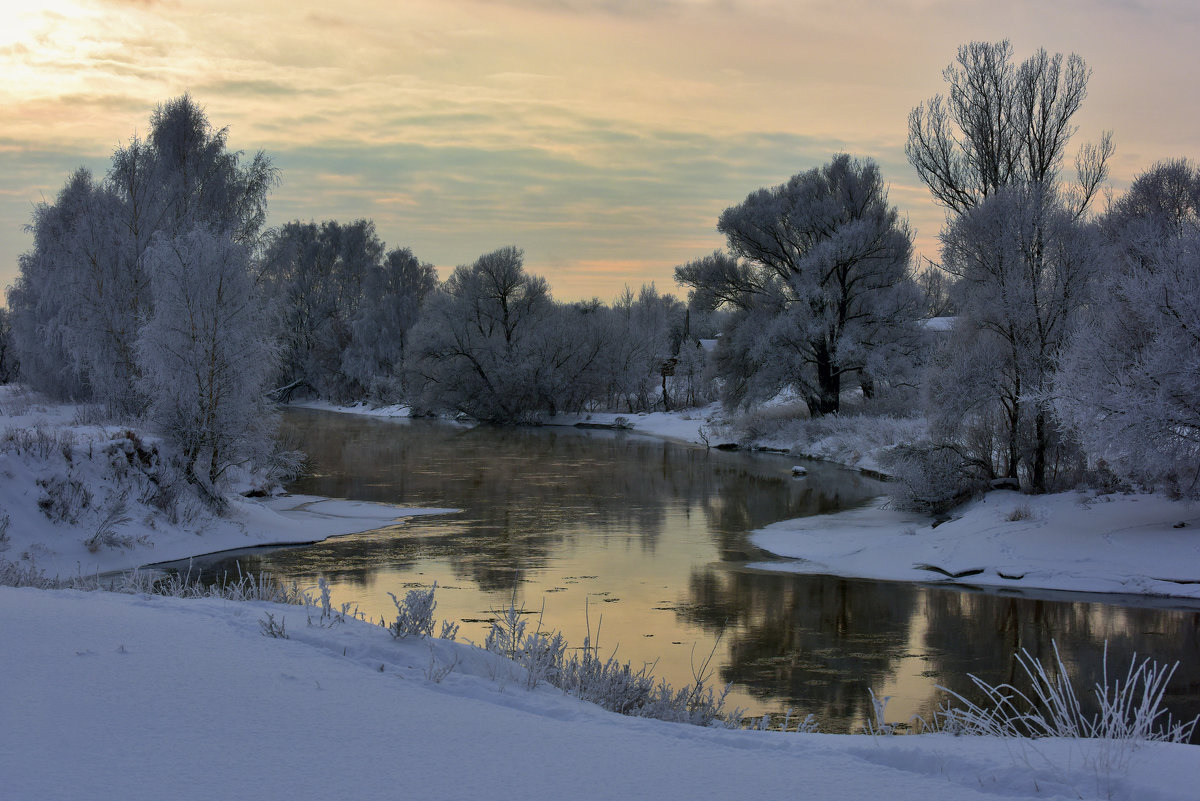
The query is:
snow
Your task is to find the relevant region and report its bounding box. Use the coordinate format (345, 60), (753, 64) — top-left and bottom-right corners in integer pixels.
(3, 584), (1197, 801)
(751, 490), (1200, 598)
(305, 397), (732, 448)
(921, 315), (956, 332)
(555, 406), (728, 446)
(0, 386), (450, 578)
(289, 397), (414, 418)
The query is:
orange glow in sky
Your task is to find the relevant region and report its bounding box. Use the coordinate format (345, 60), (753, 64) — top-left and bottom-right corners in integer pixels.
(2, 0), (1198, 301)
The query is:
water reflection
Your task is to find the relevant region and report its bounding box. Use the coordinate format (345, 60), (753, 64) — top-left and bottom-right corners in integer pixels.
(182, 409), (1200, 736)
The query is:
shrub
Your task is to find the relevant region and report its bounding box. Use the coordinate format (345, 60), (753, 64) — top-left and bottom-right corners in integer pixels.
(36, 474), (92, 524)
(1005, 503), (1034, 522)
(83, 493), (137, 552)
(387, 583), (439, 640)
(880, 440), (984, 513)
(259, 612), (288, 639)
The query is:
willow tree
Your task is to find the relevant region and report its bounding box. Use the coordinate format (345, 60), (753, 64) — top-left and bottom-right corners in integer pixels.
(676, 154), (921, 416)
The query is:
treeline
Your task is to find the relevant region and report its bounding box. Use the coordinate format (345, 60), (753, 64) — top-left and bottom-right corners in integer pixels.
(4, 39), (1199, 509)
(676, 41), (1199, 504)
(887, 41), (1200, 505)
(256, 221), (721, 418)
(0, 94), (723, 501)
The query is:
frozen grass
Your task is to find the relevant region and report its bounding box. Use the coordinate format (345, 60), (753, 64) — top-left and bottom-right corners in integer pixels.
(387, 582), (442, 640)
(483, 596), (740, 726)
(933, 643), (1199, 797)
(938, 642), (1196, 745)
(0, 556), (304, 604)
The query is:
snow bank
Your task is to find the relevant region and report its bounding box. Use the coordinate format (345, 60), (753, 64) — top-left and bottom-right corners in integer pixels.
(3, 585), (1196, 801)
(0, 386), (451, 577)
(306, 397), (733, 448)
(751, 490), (1200, 598)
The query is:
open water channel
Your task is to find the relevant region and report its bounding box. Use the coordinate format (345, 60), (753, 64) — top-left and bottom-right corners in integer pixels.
(189, 408), (1200, 734)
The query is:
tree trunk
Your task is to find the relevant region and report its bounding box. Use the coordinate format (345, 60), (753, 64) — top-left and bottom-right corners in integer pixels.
(1032, 409), (1048, 493)
(814, 342), (840, 416)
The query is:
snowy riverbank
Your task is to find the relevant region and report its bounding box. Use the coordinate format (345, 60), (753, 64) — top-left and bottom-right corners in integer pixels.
(0, 386), (450, 577)
(4, 583), (1197, 801)
(751, 490), (1200, 599)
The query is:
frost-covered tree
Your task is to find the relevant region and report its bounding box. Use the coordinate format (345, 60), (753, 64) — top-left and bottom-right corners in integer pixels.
(0, 307), (16, 384)
(140, 94), (277, 246)
(7, 169), (103, 401)
(407, 247), (610, 421)
(407, 246), (550, 421)
(676, 154), (921, 416)
(259, 219), (383, 400)
(907, 40), (1113, 218)
(1056, 160), (1200, 494)
(931, 184), (1095, 491)
(605, 284), (686, 412)
(137, 226), (277, 504)
(340, 247), (438, 402)
(6, 94), (276, 416)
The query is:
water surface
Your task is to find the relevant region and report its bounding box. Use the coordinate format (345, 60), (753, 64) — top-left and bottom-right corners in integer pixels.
(190, 409), (1200, 733)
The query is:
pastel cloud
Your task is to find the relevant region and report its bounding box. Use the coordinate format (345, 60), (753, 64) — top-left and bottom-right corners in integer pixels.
(0, 0), (1197, 301)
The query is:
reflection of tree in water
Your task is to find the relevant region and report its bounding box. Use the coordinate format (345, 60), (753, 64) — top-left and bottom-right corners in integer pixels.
(696, 464), (881, 560)
(269, 410), (880, 591)
(918, 587), (1200, 739)
(682, 567), (917, 730)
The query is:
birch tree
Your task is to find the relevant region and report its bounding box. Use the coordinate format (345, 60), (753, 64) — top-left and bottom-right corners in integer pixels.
(137, 226), (276, 504)
(6, 94), (276, 416)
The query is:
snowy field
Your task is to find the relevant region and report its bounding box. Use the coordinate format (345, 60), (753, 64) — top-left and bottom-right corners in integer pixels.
(751, 490), (1200, 599)
(3, 584), (1198, 801)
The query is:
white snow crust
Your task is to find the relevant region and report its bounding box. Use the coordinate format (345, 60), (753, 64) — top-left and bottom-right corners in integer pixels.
(751, 491), (1200, 598)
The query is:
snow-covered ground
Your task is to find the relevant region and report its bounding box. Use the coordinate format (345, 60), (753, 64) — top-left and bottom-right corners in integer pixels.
(751, 490), (1200, 599)
(0, 386), (450, 577)
(3, 584), (1196, 801)
(294, 397), (734, 448)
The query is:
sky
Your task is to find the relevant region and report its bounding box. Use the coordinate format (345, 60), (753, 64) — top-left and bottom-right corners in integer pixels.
(1, 0), (1197, 303)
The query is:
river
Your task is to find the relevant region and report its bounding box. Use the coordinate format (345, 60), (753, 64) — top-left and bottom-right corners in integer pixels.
(188, 408), (1200, 734)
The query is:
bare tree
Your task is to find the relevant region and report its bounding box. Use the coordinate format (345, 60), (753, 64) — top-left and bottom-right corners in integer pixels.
(907, 40), (1113, 219)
